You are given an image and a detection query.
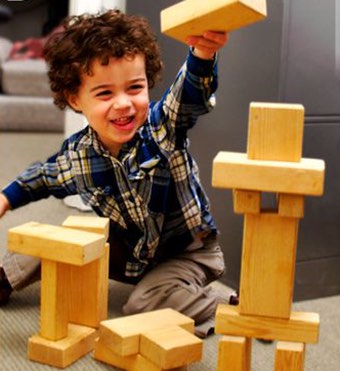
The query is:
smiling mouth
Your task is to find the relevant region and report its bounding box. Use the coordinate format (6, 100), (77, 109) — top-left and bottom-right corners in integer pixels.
(110, 116), (134, 127)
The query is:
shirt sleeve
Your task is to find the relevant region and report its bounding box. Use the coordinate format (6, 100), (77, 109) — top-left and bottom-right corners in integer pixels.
(1, 142), (76, 210)
(149, 48), (218, 146)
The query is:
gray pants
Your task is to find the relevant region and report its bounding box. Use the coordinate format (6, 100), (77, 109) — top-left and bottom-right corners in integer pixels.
(3, 235), (226, 335)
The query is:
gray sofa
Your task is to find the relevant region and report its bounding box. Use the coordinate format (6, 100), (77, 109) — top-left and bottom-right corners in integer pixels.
(0, 36), (64, 132)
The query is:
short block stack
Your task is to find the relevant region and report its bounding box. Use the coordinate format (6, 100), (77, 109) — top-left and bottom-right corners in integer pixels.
(7, 215), (110, 368)
(93, 308), (203, 370)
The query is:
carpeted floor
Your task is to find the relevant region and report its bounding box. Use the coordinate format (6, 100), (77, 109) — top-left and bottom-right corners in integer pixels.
(1, 132), (339, 370)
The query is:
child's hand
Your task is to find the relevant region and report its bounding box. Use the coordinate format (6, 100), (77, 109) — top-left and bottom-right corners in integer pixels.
(186, 31), (228, 60)
(0, 194), (10, 218)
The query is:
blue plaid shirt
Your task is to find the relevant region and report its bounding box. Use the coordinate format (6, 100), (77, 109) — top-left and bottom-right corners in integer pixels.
(3, 50), (219, 277)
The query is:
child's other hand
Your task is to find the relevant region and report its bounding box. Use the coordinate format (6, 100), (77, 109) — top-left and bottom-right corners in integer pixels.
(0, 194), (10, 218)
(186, 31), (228, 60)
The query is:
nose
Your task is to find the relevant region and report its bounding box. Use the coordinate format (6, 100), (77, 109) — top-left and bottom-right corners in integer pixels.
(113, 95), (132, 110)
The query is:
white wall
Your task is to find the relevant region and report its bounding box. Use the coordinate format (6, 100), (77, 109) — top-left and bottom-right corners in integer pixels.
(69, 0), (126, 15)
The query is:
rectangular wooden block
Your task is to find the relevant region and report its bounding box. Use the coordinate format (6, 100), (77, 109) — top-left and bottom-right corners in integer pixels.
(161, 0), (267, 43)
(99, 308), (195, 356)
(40, 260), (69, 340)
(68, 243), (110, 328)
(247, 102), (304, 162)
(217, 336), (251, 371)
(215, 304), (320, 344)
(275, 341), (305, 371)
(212, 151), (325, 196)
(278, 194), (304, 218)
(8, 222), (106, 265)
(140, 325), (202, 369)
(62, 215), (110, 240)
(239, 212), (298, 318)
(93, 339), (162, 371)
(233, 189), (261, 214)
(28, 324), (98, 368)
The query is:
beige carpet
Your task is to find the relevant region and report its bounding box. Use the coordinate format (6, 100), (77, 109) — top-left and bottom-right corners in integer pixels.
(1, 133), (339, 370)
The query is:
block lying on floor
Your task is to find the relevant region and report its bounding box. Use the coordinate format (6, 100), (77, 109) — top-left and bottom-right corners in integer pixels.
(94, 337), (191, 371)
(140, 325), (202, 369)
(99, 308), (195, 356)
(161, 0), (267, 43)
(28, 324), (98, 368)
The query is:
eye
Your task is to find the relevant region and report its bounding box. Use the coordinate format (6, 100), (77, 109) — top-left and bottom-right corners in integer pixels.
(128, 84), (145, 93)
(96, 90), (111, 97)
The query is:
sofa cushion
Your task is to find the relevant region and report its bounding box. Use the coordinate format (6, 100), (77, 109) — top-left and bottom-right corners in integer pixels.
(2, 59), (52, 97)
(0, 95), (64, 132)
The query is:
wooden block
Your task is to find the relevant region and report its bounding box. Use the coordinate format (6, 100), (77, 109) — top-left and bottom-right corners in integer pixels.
(68, 243), (110, 328)
(212, 152), (325, 196)
(99, 308), (195, 356)
(140, 325), (202, 369)
(215, 304), (320, 344)
(161, 0), (267, 43)
(8, 222), (106, 265)
(239, 212), (298, 318)
(62, 215), (110, 240)
(217, 335), (251, 371)
(278, 194), (304, 218)
(247, 102), (304, 162)
(233, 189), (261, 214)
(28, 324), (97, 368)
(40, 260), (69, 340)
(275, 341), (305, 371)
(93, 339), (162, 371)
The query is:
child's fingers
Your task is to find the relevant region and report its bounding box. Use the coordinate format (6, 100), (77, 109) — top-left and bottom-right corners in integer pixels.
(186, 32), (228, 49)
(203, 31), (228, 45)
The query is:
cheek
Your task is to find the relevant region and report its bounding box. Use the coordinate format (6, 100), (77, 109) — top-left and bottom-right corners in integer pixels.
(85, 102), (109, 121)
(136, 94), (150, 116)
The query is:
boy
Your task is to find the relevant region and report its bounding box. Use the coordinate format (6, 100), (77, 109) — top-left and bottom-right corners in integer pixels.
(0, 9), (230, 337)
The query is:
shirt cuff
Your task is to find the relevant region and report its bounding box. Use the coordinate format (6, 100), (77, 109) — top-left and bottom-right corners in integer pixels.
(187, 47), (217, 77)
(2, 181), (29, 209)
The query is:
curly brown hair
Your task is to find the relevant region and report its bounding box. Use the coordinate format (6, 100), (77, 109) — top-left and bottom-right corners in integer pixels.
(43, 9), (163, 110)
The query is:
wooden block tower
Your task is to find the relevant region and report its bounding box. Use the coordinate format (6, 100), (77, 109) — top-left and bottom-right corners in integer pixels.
(212, 102), (325, 370)
(93, 308), (203, 370)
(7, 215), (110, 368)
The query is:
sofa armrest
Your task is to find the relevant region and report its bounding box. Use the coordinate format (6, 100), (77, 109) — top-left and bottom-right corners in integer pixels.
(0, 37), (13, 64)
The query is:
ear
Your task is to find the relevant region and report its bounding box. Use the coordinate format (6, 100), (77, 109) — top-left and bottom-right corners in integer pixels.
(67, 94), (82, 113)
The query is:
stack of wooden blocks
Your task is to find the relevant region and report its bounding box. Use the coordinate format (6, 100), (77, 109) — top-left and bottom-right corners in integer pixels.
(7, 215), (110, 368)
(93, 308), (203, 371)
(211, 102), (325, 370)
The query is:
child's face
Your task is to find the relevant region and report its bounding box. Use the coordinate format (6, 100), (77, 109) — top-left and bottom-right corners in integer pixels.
(68, 54), (149, 156)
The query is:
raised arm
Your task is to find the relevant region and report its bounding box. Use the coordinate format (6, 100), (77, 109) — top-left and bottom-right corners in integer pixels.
(150, 31), (228, 139)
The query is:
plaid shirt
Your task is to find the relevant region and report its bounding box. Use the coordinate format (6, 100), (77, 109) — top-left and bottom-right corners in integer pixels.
(3, 50), (219, 277)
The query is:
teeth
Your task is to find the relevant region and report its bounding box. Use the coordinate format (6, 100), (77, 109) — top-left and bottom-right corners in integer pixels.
(111, 116), (131, 125)
(112, 116), (131, 124)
